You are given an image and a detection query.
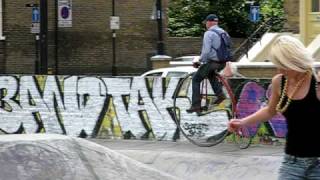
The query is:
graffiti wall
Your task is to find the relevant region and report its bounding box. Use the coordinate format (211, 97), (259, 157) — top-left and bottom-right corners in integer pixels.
(0, 75), (286, 142)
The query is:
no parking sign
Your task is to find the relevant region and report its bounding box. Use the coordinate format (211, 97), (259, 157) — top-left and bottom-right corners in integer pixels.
(58, 0), (72, 27)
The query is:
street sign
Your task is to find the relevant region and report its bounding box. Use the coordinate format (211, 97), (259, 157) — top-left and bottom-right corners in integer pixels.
(250, 6), (260, 23)
(32, 7), (40, 23)
(31, 23), (40, 34)
(110, 16), (120, 30)
(58, 0), (72, 27)
(31, 7), (40, 33)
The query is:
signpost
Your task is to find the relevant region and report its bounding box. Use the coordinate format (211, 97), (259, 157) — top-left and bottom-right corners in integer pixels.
(26, 3), (41, 73)
(156, 0), (164, 55)
(111, 0), (117, 76)
(40, 0), (48, 74)
(249, 6), (260, 23)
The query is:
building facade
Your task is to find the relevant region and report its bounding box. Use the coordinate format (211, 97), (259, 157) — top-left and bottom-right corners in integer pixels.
(0, 0), (299, 75)
(0, 0), (166, 75)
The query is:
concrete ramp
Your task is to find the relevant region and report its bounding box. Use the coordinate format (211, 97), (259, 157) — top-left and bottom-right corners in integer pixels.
(235, 32), (320, 63)
(90, 139), (284, 180)
(307, 34), (320, 61)
(119, 150), (281, 180)
(0, 134), (178, 180)
(239, 33), (279, 63)
(239, 33), (293, 63)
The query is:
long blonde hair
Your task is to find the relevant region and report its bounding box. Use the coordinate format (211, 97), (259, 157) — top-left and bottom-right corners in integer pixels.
(269, 35), (314, 73)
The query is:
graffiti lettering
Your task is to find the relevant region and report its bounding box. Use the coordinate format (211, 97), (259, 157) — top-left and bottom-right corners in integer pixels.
(0, 75), (286, 141)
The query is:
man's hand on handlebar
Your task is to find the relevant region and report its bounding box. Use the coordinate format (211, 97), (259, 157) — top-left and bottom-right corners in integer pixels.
(193, 62), (200, 68)
(192, 56), (200, 68)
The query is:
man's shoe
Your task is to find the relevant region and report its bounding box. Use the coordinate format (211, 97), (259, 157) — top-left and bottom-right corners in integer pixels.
(186, 106), (201, 113)
(212, 94), (226, 105)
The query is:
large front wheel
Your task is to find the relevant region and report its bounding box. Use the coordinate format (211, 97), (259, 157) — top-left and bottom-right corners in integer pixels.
(172, 72), (236, 147)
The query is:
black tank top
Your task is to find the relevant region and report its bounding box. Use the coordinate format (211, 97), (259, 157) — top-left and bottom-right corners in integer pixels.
(280, 75), (320, 157)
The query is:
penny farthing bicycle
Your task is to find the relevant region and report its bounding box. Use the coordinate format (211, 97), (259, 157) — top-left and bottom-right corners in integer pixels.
(172, 71), (252, 149)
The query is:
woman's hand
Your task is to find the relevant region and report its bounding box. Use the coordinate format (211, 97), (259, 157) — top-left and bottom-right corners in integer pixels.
(228, 119), (244, 132)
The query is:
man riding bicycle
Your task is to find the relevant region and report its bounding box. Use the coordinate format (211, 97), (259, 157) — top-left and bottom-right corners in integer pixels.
(186, 14), (227, 113)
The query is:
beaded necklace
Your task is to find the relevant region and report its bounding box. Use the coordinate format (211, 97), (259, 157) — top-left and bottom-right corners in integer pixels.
(276, 72), (310, 113)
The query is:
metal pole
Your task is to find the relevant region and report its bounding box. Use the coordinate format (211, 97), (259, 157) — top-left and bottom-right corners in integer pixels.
(35, 35), (39, 74)
(40, 0), (48, 74)
(156, 0), (164, 55)
(111, 0), (117, 76)
(55, 0), (59, 74)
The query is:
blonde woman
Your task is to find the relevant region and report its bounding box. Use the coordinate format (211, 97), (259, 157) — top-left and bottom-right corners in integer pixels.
(228, 35), (320, 179)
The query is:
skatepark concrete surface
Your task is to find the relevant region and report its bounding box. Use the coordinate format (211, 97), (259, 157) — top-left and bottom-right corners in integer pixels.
(90, 139), (284, 180)
(0, 134), (178, 180)
(0, 133), (284, 180)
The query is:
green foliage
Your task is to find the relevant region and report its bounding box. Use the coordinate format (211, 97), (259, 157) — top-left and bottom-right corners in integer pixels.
(168, 0), (210, 37)
(259, 0), (285, 32)
(168, 0), (285, 37)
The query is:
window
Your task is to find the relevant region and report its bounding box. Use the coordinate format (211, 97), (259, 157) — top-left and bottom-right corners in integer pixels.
(312, 0), (320, 12)
(166, 72), (187, 77)
(145, 72), (163, 77)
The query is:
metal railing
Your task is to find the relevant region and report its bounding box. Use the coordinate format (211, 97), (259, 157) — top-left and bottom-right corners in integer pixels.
(232, 18), (276, 62)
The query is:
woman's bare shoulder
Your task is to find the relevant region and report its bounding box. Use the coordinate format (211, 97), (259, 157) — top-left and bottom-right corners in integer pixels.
(271, 74), (283, 86)
(272, 74), (283, 80)
(269, 74), (283, 96)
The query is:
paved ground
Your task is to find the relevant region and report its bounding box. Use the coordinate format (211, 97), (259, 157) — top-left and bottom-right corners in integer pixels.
(89, 139), (284, 180)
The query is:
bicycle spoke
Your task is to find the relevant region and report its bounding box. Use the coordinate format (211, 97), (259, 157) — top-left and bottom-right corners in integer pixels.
(173, 73), (236, 147)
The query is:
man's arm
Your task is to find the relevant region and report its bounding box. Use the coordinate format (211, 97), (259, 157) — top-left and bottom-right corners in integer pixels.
(199, 31), (212, 62)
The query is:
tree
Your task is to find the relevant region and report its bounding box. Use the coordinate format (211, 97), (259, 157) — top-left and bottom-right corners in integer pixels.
(168, 0), (210, 37)
(168, 0), (285, 37)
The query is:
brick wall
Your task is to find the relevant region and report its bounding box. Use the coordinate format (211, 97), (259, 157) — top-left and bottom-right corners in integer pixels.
(0, 0), (160, 75)
(2, 0), (36, 73)
(238, 67), (278, 78)
(166, 37), (202, 58)
(166, 37), (245, 59)
(115, 0), (158, 74)
(283, 0), (299, 33)
(0, 40), (4, 73)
